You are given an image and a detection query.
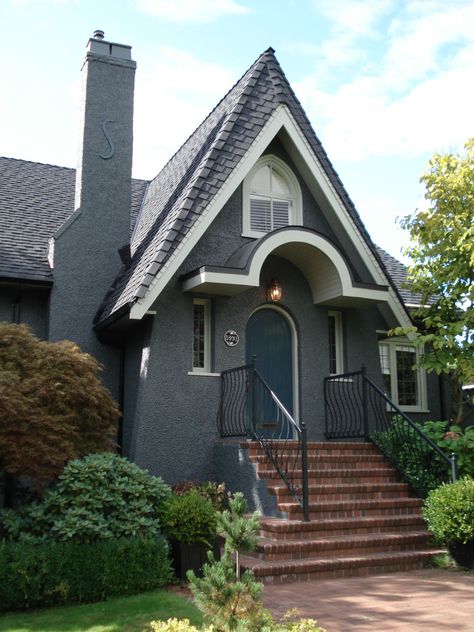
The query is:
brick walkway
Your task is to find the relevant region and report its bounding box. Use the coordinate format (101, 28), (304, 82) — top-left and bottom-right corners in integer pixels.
(262, 569), (474, 631)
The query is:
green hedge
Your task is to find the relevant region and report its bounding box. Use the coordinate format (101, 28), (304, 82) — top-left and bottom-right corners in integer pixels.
(0, 537), (172, 612)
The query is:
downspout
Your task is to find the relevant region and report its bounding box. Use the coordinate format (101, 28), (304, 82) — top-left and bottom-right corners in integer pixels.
(12, 284), (23, 323)
(117, 345), (125, 455)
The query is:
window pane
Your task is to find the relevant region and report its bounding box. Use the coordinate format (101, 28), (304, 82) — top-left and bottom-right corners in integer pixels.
(396, 347), (417, 406)
(250, 165), (271, 193)
(271, 167), (290, 196)
(250, 197), (272, 232)
(328, 315), (337, 374)
(378, 344), (392, 399)
(272, 199), (290, 229)
(193, 303), (205, 368)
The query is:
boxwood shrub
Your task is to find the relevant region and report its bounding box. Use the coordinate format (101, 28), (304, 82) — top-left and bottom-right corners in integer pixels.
(161, 491), (217, 545)
(0, 537), (172, 612)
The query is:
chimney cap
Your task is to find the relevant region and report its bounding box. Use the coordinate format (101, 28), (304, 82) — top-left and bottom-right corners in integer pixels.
(93, 29), (105, 40)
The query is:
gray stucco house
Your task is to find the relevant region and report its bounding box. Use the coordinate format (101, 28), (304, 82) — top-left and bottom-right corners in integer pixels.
(0, 32), (449, 580)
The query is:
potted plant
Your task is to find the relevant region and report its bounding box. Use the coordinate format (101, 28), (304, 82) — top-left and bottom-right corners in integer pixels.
(160, 490), (219, 579)
(423, 477), (474, 569)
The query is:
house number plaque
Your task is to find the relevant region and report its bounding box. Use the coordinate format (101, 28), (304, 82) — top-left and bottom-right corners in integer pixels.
(224, 330), (240, 347)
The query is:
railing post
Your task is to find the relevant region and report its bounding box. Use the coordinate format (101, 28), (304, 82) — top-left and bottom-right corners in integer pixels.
(301, 421), (309, 522)
(361, 364), (369, 440)
(251, 355), (257, 439)
(450, 452), (458, 483)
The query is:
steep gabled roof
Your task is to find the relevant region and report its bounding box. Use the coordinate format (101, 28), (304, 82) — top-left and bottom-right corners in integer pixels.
(0, 157), (148, 283)
(96, 48), (397, 325)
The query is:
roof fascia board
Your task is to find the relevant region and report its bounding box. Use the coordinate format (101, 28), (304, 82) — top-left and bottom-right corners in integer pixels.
(130, 104), (411, 328)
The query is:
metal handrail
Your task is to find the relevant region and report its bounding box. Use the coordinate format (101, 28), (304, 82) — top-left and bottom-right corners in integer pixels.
(217, 357), (309, 521)
(324, 365), (457, 496)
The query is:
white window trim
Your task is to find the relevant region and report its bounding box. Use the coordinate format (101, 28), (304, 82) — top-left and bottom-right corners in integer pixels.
(378, 335), (428, 413)
(191, 298), (211, 373)
(242, 154), (302, 238)
(328, 310), (343, 375)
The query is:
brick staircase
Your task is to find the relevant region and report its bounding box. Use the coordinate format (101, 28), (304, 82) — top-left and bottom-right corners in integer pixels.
(239, 441), (443, 584)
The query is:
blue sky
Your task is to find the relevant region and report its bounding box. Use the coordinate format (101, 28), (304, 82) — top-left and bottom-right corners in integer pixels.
(1, 0), (474, 260)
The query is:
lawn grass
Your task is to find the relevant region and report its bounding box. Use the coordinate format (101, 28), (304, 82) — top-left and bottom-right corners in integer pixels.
(0, 588), (202, 632)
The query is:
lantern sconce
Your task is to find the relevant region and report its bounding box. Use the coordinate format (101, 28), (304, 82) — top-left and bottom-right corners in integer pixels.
(267, 279), (282, 303)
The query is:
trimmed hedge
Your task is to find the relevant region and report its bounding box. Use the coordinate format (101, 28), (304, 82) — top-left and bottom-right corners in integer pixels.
(0, 537), (172, 612)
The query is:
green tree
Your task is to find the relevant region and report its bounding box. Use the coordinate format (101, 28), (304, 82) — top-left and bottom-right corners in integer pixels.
(0, 323), (118, 501)
(396, 139), (474, 423)
(187, 493), (263, 631)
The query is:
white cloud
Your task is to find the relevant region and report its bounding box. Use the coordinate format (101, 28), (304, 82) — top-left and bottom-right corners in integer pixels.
(313, 0), (393, 36)
(133, 47), (235, 178)
(136, 0), (250, 23)
(294, 1), (474, 162)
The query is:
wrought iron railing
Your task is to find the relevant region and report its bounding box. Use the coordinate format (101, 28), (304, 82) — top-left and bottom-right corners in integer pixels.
(324, 366), (457, 497)
(218, 357), (309, 521)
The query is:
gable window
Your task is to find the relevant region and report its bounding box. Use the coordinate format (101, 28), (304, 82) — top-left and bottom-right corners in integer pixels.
(192, 299), (210, 372)
(328, 311), (343, 375)
(378, 336), (427, 411)
(243, 155), (302, 237)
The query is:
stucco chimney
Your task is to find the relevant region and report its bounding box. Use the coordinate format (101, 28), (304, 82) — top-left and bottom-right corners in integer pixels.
(74, 30), (136, 234)
(48, 32), (136, 394)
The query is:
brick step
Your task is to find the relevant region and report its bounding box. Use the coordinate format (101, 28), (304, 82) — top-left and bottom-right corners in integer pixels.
(251, 531), (432, 561)
(254, 454), (388, 470)
(258, 464), (395, 480)
(268, 482), (410, 502)
(264, 468), (399, 485)
(259, 514), (428, 539)
(246, 446), (382, 460)
(279, 497), (423, 520)
(240, 548), (445, 584)
(240, 440), (379, 456)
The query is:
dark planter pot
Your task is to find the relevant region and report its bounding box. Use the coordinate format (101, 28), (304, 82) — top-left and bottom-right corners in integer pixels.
(170, 539), (220, 580)
(449, 540), (474, 570)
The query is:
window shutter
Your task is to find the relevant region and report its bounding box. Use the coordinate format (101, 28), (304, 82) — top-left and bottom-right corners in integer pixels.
(272, 200), (290, 229)
(250, 197), (271, 233)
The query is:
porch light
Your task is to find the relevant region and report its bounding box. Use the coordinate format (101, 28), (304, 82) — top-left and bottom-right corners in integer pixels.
(267, 279), (282, 302)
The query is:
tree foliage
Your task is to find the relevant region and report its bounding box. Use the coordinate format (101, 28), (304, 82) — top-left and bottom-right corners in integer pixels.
(187, 493), (263, 631)
(0, 323), (119, 491)
(396, 139), (474, 422)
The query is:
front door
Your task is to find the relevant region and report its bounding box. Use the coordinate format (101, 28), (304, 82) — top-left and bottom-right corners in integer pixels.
(246, 308), (294, 436)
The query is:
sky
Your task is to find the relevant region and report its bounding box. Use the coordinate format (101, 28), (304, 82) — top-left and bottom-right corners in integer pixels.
(1, 0), (474, 261)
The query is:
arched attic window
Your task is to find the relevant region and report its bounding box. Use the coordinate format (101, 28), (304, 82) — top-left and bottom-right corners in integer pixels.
(242, 155), (302, 237)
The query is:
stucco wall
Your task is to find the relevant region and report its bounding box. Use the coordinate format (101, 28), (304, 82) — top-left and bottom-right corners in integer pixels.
(0, 284), (49, 339)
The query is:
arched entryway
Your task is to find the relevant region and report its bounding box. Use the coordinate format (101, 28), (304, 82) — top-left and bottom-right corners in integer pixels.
(246, 307), (298, 434)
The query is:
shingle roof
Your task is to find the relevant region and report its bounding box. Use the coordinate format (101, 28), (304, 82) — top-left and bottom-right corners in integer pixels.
(375, 246), (422, 307)
(0, 156), (148, 283)
(95, 48), (404, 325)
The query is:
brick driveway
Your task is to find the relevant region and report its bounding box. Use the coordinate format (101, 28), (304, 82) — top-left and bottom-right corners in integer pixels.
(262, 569), (474, 631)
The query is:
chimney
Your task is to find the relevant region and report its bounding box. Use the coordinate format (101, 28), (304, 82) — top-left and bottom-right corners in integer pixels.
(48, 32), (136, 390)
(74, 30), (136, 244)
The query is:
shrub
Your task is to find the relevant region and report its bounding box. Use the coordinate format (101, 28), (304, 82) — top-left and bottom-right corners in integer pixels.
(161, 491), (217, 545)
(148, 613), (327, 631)
(423, 478), (474, 545)
(188, 493), (263, 631)
(172, 481), (230, 511)
(423, 421), (474, 478)
(0, 322), (118, 492)
(0, 537), (172, 612)
(0, 453), (171, 542)
(371, 418), (448, 496)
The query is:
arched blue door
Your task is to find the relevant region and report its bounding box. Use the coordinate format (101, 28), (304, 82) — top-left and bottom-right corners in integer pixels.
(246, 309), (294, 436)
